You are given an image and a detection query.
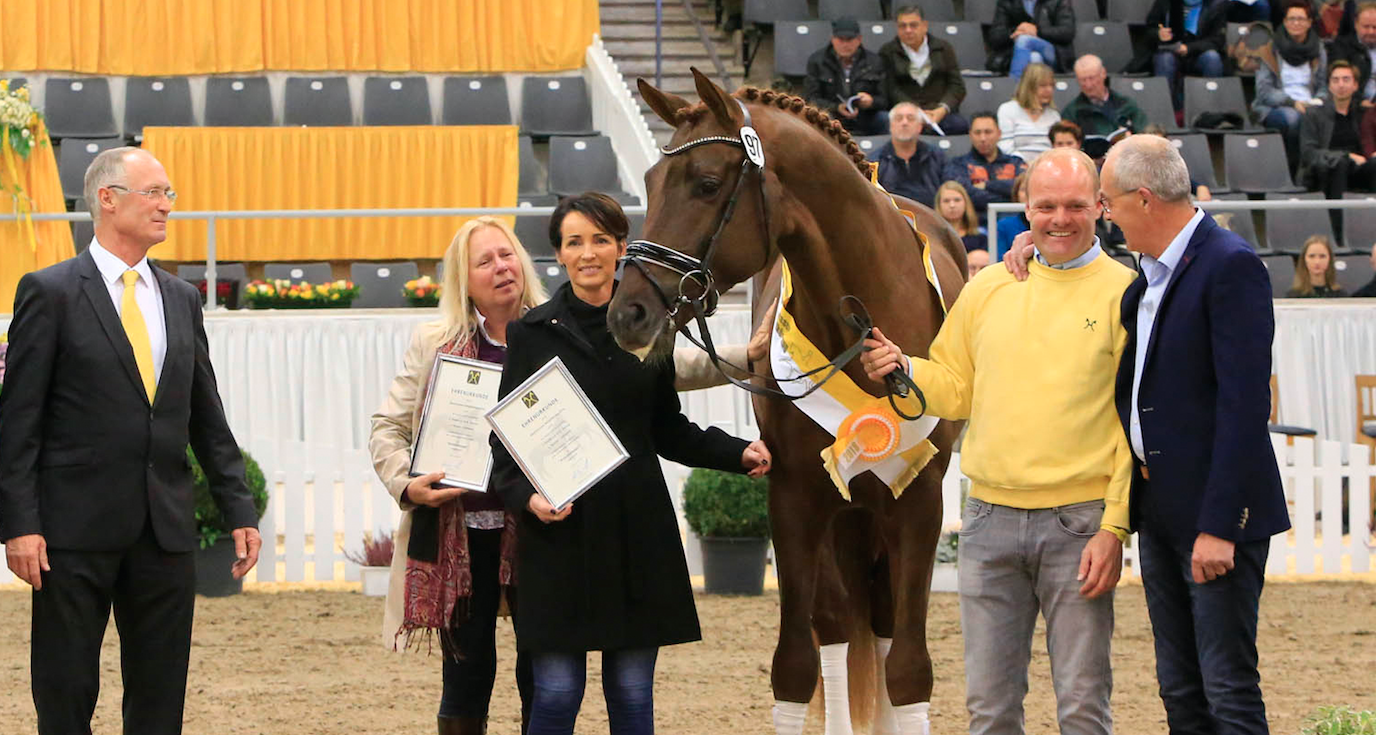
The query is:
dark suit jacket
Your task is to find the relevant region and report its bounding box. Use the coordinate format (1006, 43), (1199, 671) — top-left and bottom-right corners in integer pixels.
(0, 250), (256, 553)
(1115, 213), (1290, 548)
(879, 36), (967, 113)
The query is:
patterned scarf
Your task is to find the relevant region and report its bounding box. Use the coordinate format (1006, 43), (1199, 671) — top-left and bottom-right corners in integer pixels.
(396, 330), (518, 656)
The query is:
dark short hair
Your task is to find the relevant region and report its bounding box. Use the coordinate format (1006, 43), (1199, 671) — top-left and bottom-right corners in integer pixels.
(549, 192), (630, 251)
(1048, 119), (1084, 145)
(1330, 59), (1357, 82)
(893, 4), (924, 20)
(969, 110), (998, 127)
(1282, 0), (1315, 20)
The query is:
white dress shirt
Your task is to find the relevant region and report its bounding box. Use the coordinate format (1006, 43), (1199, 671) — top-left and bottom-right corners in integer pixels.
(902, 38), (932, 85)
(88, 238), (168, 386)
(1130, 207), (1205, 461)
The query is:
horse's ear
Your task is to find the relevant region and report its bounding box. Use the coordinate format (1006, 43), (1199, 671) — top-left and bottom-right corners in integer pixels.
(637, 78), (690, 127)
(691, 67), (740, 131)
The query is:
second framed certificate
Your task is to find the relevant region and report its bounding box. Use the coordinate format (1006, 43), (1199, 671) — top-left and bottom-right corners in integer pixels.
(410, 355), (504, 491)
(485, 356), (629, 511)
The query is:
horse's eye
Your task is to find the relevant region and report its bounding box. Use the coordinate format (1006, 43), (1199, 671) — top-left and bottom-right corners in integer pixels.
(696, 178), (722, 196)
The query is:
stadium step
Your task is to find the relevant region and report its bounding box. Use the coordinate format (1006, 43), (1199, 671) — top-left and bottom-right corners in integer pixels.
(605, 39), (735, 59)
(601, 22), (703, 42)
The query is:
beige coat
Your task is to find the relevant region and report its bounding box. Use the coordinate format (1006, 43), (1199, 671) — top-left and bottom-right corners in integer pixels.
(369, 319), (748, 649)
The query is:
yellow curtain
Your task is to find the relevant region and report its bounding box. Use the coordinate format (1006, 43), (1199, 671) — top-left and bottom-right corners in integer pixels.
(141, 125), (518, 262)
(2, 1), (596, 74)
(0, 123), (76, 312)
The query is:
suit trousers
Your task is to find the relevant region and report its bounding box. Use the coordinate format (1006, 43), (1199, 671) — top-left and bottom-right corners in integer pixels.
(1137, 529), (1270, 735)
(32, 519), (196, 735)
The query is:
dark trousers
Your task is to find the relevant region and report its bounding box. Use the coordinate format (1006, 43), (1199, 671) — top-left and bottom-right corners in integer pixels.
(32, 520), (196, 735)
(1138, 530), (1271, 735)
(527, 646), (658, 735)
(439, 527), (534, 726)
(1312, 156), (1376, 240)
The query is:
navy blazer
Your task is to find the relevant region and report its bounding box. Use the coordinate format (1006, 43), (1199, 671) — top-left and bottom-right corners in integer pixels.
(1114, 213), (1289, 548)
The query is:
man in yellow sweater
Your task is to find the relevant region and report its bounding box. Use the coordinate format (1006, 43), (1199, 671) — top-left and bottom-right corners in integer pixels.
(862, 147), (1134, 735)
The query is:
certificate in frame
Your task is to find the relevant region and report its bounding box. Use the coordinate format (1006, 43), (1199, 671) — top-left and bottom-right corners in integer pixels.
(485, 356), (629, 510)
(409, 354), (505, 491)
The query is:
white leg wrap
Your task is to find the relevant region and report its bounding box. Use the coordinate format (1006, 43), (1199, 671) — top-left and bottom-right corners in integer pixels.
(894, 702), (931, 735)
(872, 637), (899, 735)
(819, 642), (854, 735)
(772, 700), (809, 735)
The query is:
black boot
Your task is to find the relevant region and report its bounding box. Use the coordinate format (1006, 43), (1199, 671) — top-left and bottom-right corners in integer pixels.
(437, 716), (487, 735)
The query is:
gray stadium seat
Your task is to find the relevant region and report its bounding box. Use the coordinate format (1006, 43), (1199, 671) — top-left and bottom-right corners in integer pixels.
(1052, 78), (1078, 110)
(519, 136), (546, 197)
(1184, 76), (1259, 133)
(350, 262), (419, 308)
(442, 76), (511, 125)
(913, 0), (958, 22)
(819, 0), (882, 21)
(58, 137), (123, 201)
(1264, 192), (1333, 254)
(775, 21), (831, 77)
(363, 77), (431, 126)
(4, 77), (25, 90)
(1075, 23), (1134, 74)
(931, 134), (972, 159)
(1335, 253), (1375, 291)
(962, 0), (998, 25)
(284, 77), (353, 126)
(177, 263), (250, 306)
(532, 257), (570, 294)
(71, 198), (94, 254)
(961, 77), (1017, 118)
(1116, 77), (1181, 133)
(44, 78), (118, 140)
(264, 262), (333, 285)
(1223, 133), (1299, 194)
(1071, 0), (1101, 22)
(514, 198), (556, 257)
(124, 77), (195, 142)
(548, 136), (632, 200)
(1342, 192), (1376, 252)
(1105, 0), (1149, 24)
(860, 20), (895, 50)
(1258, 252), (1297, 297)
(855, 134), (888, 155)
(1210, 193), (1262, 250)
(1167, 133), (1221, 191)
(744, 0), (811, 24)
(1227, 21), (1271, 52)
(204, 77), (273, 127)
(521, 76), (596, 138)
(928, 22), (987, 73)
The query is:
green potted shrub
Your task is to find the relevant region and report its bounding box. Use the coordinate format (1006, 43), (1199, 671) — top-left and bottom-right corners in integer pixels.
(344, 530), (396, 596)
(682, 468), (771, 595)
(191, 446), (269, 597)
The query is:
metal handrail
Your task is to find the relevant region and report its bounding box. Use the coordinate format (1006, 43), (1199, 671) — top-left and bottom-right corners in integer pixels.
(986, 197), (1376, 241)
(682, 0), (734, 90)
(656, 0), (664, 89)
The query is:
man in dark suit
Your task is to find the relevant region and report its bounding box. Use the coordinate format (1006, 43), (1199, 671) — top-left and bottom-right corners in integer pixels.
(1099, 135), (1289, 734)
(0, 147), (261, 734)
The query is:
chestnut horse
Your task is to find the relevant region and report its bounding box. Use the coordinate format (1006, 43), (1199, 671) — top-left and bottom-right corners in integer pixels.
(607, 70), (967, 733)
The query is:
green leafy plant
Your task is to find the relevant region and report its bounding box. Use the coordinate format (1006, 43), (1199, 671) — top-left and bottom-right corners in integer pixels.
(936, 532), (958, 564)
(190, 446), (269, 549)
(1304, 707), (1376, 735)
(682, 468), (770, 539)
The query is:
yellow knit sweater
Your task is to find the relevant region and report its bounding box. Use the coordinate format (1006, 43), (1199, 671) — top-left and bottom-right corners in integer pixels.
(906, 252), (1136, 531)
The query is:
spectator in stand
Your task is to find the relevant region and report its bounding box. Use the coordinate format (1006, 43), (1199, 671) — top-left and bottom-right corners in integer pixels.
(1253, 1), (1328, 171)
(803, 17), (890, 136)
(966, 247), (992, 277)
(995, 171), (1031, 257)
(1286, 235), (1348, 296)
(1141, 124), (1213, 200)
(880, 5), (970, 135)
(1140, 0), (1229, 113)
(869, 102), (948, 207)
(943, 111), (1027, 216)
(1049, 119), (1085, 149)
(936, 180), (990, 252)
(997, 63), (1061, 163)
(1352, 244), (1376, 295)
(1317, 0), (1357, 38)
(1328, 2), (1376, 107)
(1061, 55), (1149, 138)
(987, 0), (1076, 78)
(1300, 60), (1376, 239)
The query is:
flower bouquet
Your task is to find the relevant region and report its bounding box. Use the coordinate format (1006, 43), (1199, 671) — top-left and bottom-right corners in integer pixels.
(244, 279), (359, 309)
(0, 80), (44, 160)
(195, 279), (239, 309)
(403, 275), (440, 307)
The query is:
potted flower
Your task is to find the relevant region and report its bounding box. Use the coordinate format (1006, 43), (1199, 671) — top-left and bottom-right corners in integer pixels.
(682, 468), (771, 595)
(195, 278), (239, 309)
(345, 531), (396, 596)
(191, 446), (269, 597)
(403, 276), (440, 307)
(244, 279), (359, 309)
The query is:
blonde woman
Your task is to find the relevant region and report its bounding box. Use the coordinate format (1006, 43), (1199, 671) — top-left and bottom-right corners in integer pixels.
(935, 180), (988, 253)
(1286, 234), (1346, 297)
(370, 215), (762, 734)
(997, 62), (1060, 163)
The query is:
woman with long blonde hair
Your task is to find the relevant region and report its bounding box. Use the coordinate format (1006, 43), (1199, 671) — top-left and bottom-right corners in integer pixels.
(1286, 234), (1346, 297)
(935, 180), (988, 253)
(997, 62), (1060, 163)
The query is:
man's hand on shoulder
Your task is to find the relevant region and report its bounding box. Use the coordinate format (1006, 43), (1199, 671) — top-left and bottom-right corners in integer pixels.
(1002, 231), (1035, 282)
(5, 534), (50, 590)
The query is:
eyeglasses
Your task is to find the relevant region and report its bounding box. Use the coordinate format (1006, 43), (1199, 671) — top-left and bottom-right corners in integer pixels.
(107, 185), (178, 204)
(1098, 190), (1130, 215)
(1284, 15), (1311, 23)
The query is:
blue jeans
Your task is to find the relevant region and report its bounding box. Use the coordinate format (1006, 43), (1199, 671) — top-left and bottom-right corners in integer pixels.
(527, 647), (659, 735)
(1010, 34), (1057, 79)
(1156, 49), (1225, 111)
(1263, 106), (1302, 170)
(1138, 530), (1271, 735)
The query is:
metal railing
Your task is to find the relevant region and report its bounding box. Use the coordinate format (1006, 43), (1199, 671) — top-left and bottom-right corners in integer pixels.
(1, 205), (648, 309)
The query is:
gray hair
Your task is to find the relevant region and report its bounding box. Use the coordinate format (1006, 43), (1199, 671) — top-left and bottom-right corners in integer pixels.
(83, 146), (141, 222)
(1108, 135), (1192, 203)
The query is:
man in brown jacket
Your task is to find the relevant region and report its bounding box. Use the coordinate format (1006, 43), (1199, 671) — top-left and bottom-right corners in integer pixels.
(879, 4), (969, 134)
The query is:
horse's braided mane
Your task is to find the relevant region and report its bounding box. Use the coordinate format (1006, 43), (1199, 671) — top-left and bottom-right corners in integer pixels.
(672, 87), (874, 178)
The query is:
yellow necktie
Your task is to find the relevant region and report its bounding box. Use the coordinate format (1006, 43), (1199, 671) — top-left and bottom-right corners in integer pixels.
(120, 269), (157, 402)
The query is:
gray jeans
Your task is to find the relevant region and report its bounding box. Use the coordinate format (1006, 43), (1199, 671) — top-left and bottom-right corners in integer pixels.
(957, 497), (1114, 735)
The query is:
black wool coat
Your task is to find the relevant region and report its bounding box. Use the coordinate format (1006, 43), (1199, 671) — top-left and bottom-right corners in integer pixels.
(490, 283), (750, 653)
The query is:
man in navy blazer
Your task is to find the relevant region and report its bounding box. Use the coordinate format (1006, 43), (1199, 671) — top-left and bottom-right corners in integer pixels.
(1100, 136), (1289, 734)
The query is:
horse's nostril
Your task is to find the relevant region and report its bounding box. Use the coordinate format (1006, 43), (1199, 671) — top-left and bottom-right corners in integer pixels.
(630, 302), (648, 326)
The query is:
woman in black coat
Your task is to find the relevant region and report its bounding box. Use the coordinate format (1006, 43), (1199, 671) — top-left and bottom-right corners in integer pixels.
(490, 192), (771, 735)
